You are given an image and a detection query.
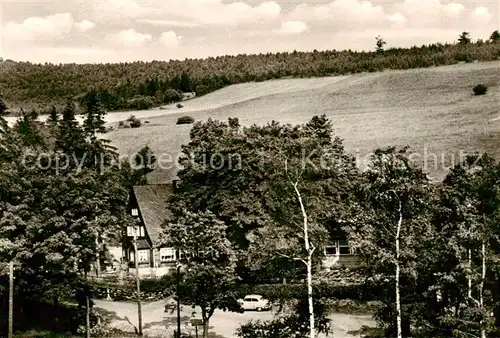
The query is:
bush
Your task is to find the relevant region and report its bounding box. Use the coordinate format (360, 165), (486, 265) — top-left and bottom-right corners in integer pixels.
(176, 103), (184, 108)
(176, 116), (195, 125)
(163, 88), (183, 103)
(126, 115), (141, 128)
(473, 84), (488, 95)
(237, 297), (331, 338)
(326, 299), (380, 315)
(90, 275), (176, 301)
(238, 282), (383, 303)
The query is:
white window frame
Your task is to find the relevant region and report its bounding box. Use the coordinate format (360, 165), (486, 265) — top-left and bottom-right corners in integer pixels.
(338, 240), (352, 255)
(126, 225), (145, 237)
(160, 247), (176, 262)
(137, 249), (149, 263)
(131, 208), (139, 216)
(324, 240), (354, 257)
(324, 246), (337, 257)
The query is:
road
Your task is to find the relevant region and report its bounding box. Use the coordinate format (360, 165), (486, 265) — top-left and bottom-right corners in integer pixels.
(94, 299), (375, 338)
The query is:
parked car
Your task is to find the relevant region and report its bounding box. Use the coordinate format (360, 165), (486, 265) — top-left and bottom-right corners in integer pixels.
(238, 295), (271, 311)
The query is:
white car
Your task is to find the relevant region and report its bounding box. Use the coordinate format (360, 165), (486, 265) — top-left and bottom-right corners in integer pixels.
(238, 294), (271, 311)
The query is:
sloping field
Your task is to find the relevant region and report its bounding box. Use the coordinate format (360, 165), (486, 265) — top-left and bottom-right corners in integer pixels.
(108, 61), (500, 183)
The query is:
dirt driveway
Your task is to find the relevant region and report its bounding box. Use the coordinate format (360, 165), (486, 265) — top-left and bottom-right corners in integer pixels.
(94, 299), (375, 338)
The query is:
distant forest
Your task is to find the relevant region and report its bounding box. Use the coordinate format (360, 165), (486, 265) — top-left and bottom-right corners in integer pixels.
(1, 38), (499, 114)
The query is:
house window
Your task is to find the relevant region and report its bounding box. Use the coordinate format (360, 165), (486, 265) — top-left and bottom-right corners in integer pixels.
(324, 246), (337, 256)
(137, 249), (149, 263)
(126, 226), (145, 237)
(338, 240), (351, 255)
(131, 208), (139, 216)
(160, 248), (176, 262)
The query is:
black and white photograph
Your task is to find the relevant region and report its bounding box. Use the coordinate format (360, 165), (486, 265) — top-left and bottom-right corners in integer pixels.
(0, 0), (499, 337)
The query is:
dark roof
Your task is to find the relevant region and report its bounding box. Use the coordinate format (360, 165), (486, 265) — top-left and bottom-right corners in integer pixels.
(136, 239), (151, 250)
(132, 184), (173, 247)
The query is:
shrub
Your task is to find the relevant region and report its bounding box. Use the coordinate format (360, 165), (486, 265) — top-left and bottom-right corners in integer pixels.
(237, 297), (331, 338)
(326, 299), (381, 315)
(90, 275), (176, 301)
(240, 282), (383, 303)
(176, 103), (184, 108)
(126, 115), (141, 128)
(473, 84), (488, 95)
(176, 116), (195, 125)
(163, 88), (183, 103)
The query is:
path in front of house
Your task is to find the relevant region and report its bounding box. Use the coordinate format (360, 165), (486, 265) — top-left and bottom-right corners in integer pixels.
(94, 299), (375, 338)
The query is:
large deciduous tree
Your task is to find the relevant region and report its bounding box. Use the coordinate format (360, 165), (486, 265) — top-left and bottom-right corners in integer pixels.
(432, 154), (500, 337)
(162, 210), (242, 338)
(170, 115), (359, 337)
(346, 147), (436, 338)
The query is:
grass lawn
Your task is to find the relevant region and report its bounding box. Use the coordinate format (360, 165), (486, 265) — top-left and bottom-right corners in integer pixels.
(107, 61), (500, 183)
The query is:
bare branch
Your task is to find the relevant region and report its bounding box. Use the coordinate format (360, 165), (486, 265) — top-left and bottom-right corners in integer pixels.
(277, 252), (307, 266)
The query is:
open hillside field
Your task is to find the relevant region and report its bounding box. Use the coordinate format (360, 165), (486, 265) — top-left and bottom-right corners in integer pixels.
(107, 61), (500, 183)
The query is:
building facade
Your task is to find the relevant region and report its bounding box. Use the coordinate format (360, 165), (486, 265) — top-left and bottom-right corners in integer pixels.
(122, 182), (360, 279)
(321, 239), (360, 270)
(122, 184), (180, 278)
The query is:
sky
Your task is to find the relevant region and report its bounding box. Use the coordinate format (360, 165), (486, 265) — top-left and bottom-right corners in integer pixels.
(0, 0), (498, 64)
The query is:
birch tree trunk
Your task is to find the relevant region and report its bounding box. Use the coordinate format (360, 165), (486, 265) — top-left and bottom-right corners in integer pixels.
(468, 248), (472, 299)
(95, 233), (101, 278)
(292, 182), (315, 338)
(480, 241), (486, 338)
(395, 205), (402, 338)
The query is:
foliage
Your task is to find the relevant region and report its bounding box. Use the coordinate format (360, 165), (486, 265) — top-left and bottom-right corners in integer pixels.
(0, 96), (140, 334)
(458, 32), (471, 45)
(490, 30), (500, 43)
(126, 115), (141, 128)
(473, 84), (488, 96)
(345, 146), (436, 337)
(375, 36), (386, 53)
(1, 41), (500, 112)
(171, 115), (360, 280)
(426, 154), (500, 337)
(162, 209), (242, 338)
(236, 297), (331, 338)
(176, 115), (195, 125)
(132, 145), (156, 184)
(238, 282), (383, 303)
(0, 298), (96, 336)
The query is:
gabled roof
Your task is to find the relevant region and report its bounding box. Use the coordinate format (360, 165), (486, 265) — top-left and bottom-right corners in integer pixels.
(132, 184), (173, 247)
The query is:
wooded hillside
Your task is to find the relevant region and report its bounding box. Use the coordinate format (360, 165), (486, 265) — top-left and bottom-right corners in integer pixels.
(1, 41), (499, 113)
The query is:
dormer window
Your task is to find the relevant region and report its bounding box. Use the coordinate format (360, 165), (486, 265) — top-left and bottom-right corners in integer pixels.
(131, 208), (139, 216)
(126, 225), (145, 237)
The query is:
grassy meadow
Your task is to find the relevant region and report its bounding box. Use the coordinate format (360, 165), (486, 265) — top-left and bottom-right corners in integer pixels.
(107, 61), (500, 183)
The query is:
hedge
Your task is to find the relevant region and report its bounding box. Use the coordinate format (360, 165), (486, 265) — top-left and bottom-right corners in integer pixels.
(90, 278), (387, 303)
(238, 281), (387, 302)
(90, 275), (176, 301)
